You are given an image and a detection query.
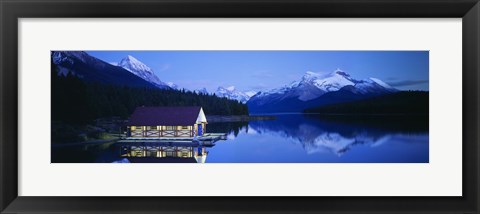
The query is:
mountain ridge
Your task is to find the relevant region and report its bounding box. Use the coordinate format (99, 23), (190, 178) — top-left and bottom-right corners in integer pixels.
(51, 51), (158, 89)
(215, 86), (256, 103)
(247, 69), (398, 113)
(117, 55), (170, 89)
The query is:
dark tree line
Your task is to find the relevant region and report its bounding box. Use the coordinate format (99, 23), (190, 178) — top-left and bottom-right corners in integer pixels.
(304, 91), (429, 115)
(52, 63), (249, 124)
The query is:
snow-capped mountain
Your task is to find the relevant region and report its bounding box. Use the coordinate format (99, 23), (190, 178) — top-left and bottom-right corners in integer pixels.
(253, 69), (362, 101)
(194, 87), (209, 94)
(215, 86), (256, 103)
(51, 51), (159, 89)
(247, 69), (397, 113)
(118, 55), (170, 89)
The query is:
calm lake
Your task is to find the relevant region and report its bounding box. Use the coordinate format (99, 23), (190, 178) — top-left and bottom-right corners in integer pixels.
(51, 114), (429, 163)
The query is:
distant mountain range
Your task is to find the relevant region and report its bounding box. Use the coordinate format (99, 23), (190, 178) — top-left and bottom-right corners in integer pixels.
(214, 86), (256, 103)
(52, 51), (257, 103)
(52, 51), (411, 112)
(247, 69), (398, 113)
(194, 87), (209, 94)
(113, 55), (258, 103)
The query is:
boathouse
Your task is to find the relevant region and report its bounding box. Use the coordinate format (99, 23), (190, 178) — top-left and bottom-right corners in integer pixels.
(127, 106), (207, 138)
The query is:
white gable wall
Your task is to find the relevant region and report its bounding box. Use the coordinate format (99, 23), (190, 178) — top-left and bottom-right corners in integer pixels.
(196, 107), (207, 123)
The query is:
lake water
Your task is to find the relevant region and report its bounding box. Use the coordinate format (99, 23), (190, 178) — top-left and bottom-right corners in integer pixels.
(51, 114), (429, 163)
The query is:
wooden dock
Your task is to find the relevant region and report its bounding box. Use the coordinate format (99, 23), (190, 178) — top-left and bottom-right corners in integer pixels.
(201, 133), (228, 140)
(117, 133), (227, 145)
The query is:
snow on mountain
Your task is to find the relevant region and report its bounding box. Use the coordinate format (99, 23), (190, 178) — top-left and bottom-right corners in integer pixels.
(52, 51), (76, 76)
(253, 69), (396, 100)
(51, 51), (161, 88)
(166, 82), (179, 90)
(255, 69), (357, 102)
(194, 88), (209, 94)
(118, 55), (153, 75)
(244, 90), (257, 97)
(52, 51), (92, 65)
(118, 55), (170, 89)
(296, 69), (356, 101)
(52, 51), (100, 71)
(52, 51), (74, 65)
(369, 78), (396, 90)
(248, 69), (398, 112)
(301, 69), (356, 92)
(347, 78), (398, 95)
(215, 86), (256, 103)
(52, 51), (120, 78)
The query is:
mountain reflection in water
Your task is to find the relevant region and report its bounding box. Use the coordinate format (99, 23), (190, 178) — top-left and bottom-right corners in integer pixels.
(51, 114), (428, 163)
(206, 114), (428, 163)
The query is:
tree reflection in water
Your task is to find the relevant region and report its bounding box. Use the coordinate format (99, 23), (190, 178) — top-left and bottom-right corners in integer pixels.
(51, 114), (428, 163)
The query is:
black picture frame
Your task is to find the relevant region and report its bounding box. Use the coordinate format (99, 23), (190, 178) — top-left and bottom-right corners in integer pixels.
(1, 0), (479, 213)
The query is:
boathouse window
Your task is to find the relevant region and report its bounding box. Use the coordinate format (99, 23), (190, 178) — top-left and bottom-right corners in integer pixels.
(181, 126), (189, 130)
(166, 126), (174, 130)
(150, 126), (157, 130)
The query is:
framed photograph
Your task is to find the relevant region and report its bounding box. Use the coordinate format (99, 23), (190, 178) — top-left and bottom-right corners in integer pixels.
(1, 0), (479, 213)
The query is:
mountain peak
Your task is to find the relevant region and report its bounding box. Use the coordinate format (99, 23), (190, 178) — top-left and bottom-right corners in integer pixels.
(302, 70), (351, 81)
(301, 71), (323, 82)
(216, 86), (255, 103)
(118, 55), (170, 88)
(332, 68), (350, 77)
(303, 71), (320, 77)
(124, 55), (143, 64)
(249, 68), (398, 108)
(119, 55), (152, 73)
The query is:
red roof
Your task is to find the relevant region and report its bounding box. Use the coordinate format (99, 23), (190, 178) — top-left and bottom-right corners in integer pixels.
(127, 106), (202, 126)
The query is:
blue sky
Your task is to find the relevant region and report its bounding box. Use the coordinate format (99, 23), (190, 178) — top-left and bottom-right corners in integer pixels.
(87, 51), (429, 92)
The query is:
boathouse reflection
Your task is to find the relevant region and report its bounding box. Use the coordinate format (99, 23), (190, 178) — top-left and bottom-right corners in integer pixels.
(120, 144), (209, 163)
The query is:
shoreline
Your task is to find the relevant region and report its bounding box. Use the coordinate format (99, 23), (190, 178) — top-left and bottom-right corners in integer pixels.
(206, 115), (276, 122)
(52, 138), (119, 148)
(206, 113), (426, 123)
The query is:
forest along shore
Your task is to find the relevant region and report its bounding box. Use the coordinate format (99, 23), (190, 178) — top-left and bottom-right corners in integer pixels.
(206, 115), (276, 122)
